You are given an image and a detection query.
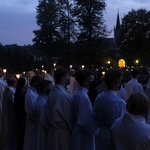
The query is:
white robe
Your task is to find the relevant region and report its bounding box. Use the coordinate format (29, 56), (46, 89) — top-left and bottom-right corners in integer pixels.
(23, 87), (38, 150)
(45, 84), (73, 150)
(37, 104), (49, 150)
(93, 90), (126, 150)
(0, 78), (7, 148)
(71, 87), (98, 150)
(110, 112), (150, 150)
(36, 95), (47, 150)
(116, 85), (125, 101)
(125, 78), (145, 100)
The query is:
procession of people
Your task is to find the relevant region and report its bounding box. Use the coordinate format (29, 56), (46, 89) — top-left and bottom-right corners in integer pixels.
(0, 65), (150, 150)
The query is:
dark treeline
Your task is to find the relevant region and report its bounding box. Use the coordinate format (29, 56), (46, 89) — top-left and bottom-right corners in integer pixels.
(32, 0), (109, 67)
(1, 3), (150, 72)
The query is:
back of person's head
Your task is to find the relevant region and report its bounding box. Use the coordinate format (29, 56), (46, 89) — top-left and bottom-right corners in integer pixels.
(7, 76), (17, 87)
(30, 75), (43, 87)
(75, 70), (93, 87)
(54, 67), (68, 84)
(131, 69), (140, 78)
(104, 69), (122, 90)
(126, 92), (150, 116)
(16, 77), (27, 90)
(38, 79), (52, 94)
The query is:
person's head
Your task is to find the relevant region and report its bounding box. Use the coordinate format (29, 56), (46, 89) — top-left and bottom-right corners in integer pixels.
(131, 69), (141, 79)
(126, 92), (150, 117)
(16, 77), (28, 92)
(75, 70), (93, 89)
(7, 76), (17, 88)
(54, 67), (70, 86)
(38, 79), (53, 96)
(30, 75), (43, 91)
(104, 69), (122, 91)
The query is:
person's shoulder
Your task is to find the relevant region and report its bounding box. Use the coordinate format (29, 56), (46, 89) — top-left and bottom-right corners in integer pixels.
(111, 117), (122, 129)
(115, 96), (126, 105)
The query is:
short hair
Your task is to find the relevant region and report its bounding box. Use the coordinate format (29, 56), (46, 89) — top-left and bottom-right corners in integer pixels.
(104, 69), (122, 89)
(38, 79), (52, 93)
(126, 92), (150, 116)
(54, 67), (68, 84)
(7, 76), (17, 86)
(30, 75), (43, 87)
(75, 70), (92, 86)
(16, 77), (27, 90)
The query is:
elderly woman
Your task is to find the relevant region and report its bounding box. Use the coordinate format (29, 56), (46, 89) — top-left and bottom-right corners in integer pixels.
(110, 92), (150, 150)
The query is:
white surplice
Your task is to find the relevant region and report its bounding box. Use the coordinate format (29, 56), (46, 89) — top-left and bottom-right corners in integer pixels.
(110, 112), (150, 150)
(23, 87), (38, 150)
(125, 78), (145, 100)
(71, 87), (98, 150)
(93, 90), (126, 150)
(45, 84), (73, 150)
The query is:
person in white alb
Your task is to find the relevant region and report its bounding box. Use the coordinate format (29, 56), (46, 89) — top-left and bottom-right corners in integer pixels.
(110, 92), (150, 150)
(125, 69), (145, 100)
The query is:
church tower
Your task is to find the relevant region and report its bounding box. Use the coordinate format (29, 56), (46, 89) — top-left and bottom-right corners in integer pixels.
(114, 10), (121, 47)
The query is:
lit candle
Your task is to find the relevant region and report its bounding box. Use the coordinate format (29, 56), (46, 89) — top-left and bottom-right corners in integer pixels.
(16, 74), (20, 79)
(53, 63), (56, 67)
(3, 69), (7, 73)
(102, 71), (105, 75)
(81, 65), (85, 69)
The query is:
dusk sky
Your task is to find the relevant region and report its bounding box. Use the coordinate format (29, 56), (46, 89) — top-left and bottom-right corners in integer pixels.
(0, 0), (150, 46)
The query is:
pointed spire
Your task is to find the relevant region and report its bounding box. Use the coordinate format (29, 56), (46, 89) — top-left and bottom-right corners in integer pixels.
(116, 9), (120, 29)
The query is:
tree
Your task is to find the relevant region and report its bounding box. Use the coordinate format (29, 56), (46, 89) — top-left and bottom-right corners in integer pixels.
(33, 0), (59, 61)
(33, 0), (77, 66)
(73, 0), (107, 65)
(120, 9), (150, 65)
(54, 0), (76, 66)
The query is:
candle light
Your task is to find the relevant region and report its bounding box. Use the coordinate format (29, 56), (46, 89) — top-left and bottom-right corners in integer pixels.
(3, 69), (7, 73)
(16, 74), (20, 79)
(102, 71), (105, 75)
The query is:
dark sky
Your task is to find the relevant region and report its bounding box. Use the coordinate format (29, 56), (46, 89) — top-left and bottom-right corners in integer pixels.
(0, 0), (149, 46)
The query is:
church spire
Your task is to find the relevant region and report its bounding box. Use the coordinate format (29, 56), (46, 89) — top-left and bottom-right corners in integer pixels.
(116, 9), (120, 29)
(114, 9), (121, 47)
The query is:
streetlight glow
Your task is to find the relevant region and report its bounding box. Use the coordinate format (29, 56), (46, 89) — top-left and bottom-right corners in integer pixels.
(107, 61), (111, 64)
(135, 60), (139, 64)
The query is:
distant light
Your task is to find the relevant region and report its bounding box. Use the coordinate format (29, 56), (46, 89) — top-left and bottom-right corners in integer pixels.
(81, 65), (85, 69)
(3, 69), (7, 73)
(107, 61), (111, 64)
(102, 71), (105, 75)
(53, 63), (56, 67)
(118, 59), (125, 68)
(135, 60), (139, 64)
(16, 74), (20, 79)
(70, 65), (72, 68)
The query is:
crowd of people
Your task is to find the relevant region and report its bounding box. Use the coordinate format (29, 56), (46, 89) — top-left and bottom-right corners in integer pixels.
(0, 66), (150, 150)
